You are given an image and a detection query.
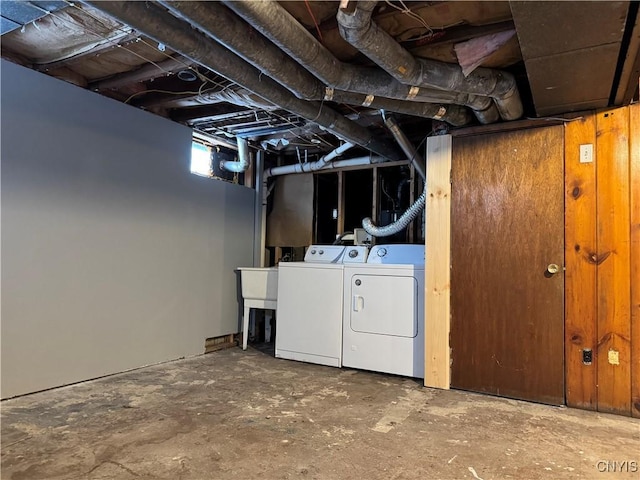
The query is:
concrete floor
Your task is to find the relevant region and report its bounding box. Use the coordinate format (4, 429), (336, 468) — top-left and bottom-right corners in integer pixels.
(1, 347), (638, 480)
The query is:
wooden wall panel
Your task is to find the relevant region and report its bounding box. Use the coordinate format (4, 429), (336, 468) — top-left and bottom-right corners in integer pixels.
(565, 116), (598, 410)
(421, 105), (637, 415)
(595, 108), (632, 415)
(424, 135), (452, 389)
(267, 174), (314, 247)
(630, 103), (640, 418)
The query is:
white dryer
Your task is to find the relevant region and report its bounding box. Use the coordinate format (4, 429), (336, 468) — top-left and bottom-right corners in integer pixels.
(342, 245), (425, 378)
(275, 245), (368, 367)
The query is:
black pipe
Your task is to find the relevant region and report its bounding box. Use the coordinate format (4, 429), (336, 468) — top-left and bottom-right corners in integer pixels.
(160, 1), (472, 126)
(337, 2), (523, 121)
(397, 178), (411, 205)
(332, 91), (472, 126)
(84, 1), (402, 160)
(224, 0), (498, 124)
(384, 115), (426, 181)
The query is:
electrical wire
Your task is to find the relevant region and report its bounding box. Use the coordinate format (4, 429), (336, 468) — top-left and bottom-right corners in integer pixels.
(384, 0), (433, 35)
(123, 86), (221, 104)
(267, 109), (335, 148)
(208, 107), (327, 149)
(40, 1), (345, 152)
(381, 178), (397, 210)
(393, 22), (464, 43)
(381, 1), (467, 40)
(332, 231), (354, 245)
(58, 0), (230, 91)
(304, 0), (324, 44)
(29, 2), (170, 74)
(342, 102), (365, 118)
(525, 116), (585, 122)
(61, 0), (333, 146)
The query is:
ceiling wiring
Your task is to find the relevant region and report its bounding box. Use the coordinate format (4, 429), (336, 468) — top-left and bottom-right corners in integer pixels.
(393, 23), (464, 43)
(23, 0), (406, 155)
(57, 0), (231, 91)
(381, 178), (397, 210)
(24, 1), (325, 149)
(28, 2), (170, 74)
(267, 109), (335, 148)
(341, 103), (365, 117)
(383, 0), (434, 35)
(304, 0), (324, 44)
(123, 86), (220, 104)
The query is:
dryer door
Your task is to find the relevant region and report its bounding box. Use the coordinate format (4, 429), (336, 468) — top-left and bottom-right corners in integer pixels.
(349, 274), (417, 337)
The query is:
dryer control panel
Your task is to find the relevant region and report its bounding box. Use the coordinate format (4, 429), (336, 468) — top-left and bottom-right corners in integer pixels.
(367, 244), (425, 265)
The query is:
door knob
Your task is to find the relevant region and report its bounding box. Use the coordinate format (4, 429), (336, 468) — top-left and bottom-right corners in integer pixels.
(547, 263), (561, 275)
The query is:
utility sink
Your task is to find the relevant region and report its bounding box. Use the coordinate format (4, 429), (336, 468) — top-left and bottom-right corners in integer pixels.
(237, 267), (278, 302)
(237, 267), (278, 351)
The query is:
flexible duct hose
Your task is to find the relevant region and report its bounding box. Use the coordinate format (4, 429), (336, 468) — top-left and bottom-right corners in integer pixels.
(362, 190), (426, 237)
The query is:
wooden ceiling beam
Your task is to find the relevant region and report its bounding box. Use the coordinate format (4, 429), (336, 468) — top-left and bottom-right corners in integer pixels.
(90, 54), (194, 91)
(34, 32), (140, 72)
(170, 104), (257, 123)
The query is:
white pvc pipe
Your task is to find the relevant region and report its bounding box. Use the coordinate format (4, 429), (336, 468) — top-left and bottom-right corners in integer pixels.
(254, 150), (266, 267)
(264, 142), (355, 177)
(220, 137), (250, 172)
(315, 155), (386, 171)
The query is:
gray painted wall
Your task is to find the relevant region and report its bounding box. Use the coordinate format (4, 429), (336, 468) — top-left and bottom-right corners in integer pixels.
(1, 60), (255, 398)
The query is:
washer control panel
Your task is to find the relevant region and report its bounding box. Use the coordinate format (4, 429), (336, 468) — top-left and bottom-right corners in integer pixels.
(343, 246), (369, 264)
(304, 245), (369, 263)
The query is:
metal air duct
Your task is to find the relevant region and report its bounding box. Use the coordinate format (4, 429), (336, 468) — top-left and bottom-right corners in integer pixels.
(84, 1), (401, 161)
(362, 191), (426, 238)
(360, 116), (427, 237)
(336, 1), (523, 121)
(160, 1), (472, 126)
(224, 0), (499, 124)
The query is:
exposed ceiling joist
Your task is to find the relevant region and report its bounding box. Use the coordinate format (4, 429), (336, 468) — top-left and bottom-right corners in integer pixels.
(1, 1), (638, 161)
(90, 54), (194, 91)
(169, 104), (254, 123)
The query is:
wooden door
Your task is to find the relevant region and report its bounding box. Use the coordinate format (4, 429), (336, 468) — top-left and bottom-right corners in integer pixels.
(450, 126), (565, 405)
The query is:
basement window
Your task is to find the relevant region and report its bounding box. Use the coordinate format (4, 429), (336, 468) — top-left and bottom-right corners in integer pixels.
(191, 142), (212, 177)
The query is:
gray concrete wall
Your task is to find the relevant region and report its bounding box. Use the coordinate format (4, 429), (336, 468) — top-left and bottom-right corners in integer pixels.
(1, 60), (255, 398)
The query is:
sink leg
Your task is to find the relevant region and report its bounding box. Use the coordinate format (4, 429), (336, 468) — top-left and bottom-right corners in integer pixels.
(242, 306), (251, 350)
(265, 311), (272, 343)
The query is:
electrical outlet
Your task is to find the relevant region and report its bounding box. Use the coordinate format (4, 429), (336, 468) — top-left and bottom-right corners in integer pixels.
(579, 144), (593, 163)
(582, 348), (593, 365)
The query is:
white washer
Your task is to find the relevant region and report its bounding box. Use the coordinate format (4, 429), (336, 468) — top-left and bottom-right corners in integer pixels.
(342, 245), (425, 378)
(275, 245), (368, 367)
